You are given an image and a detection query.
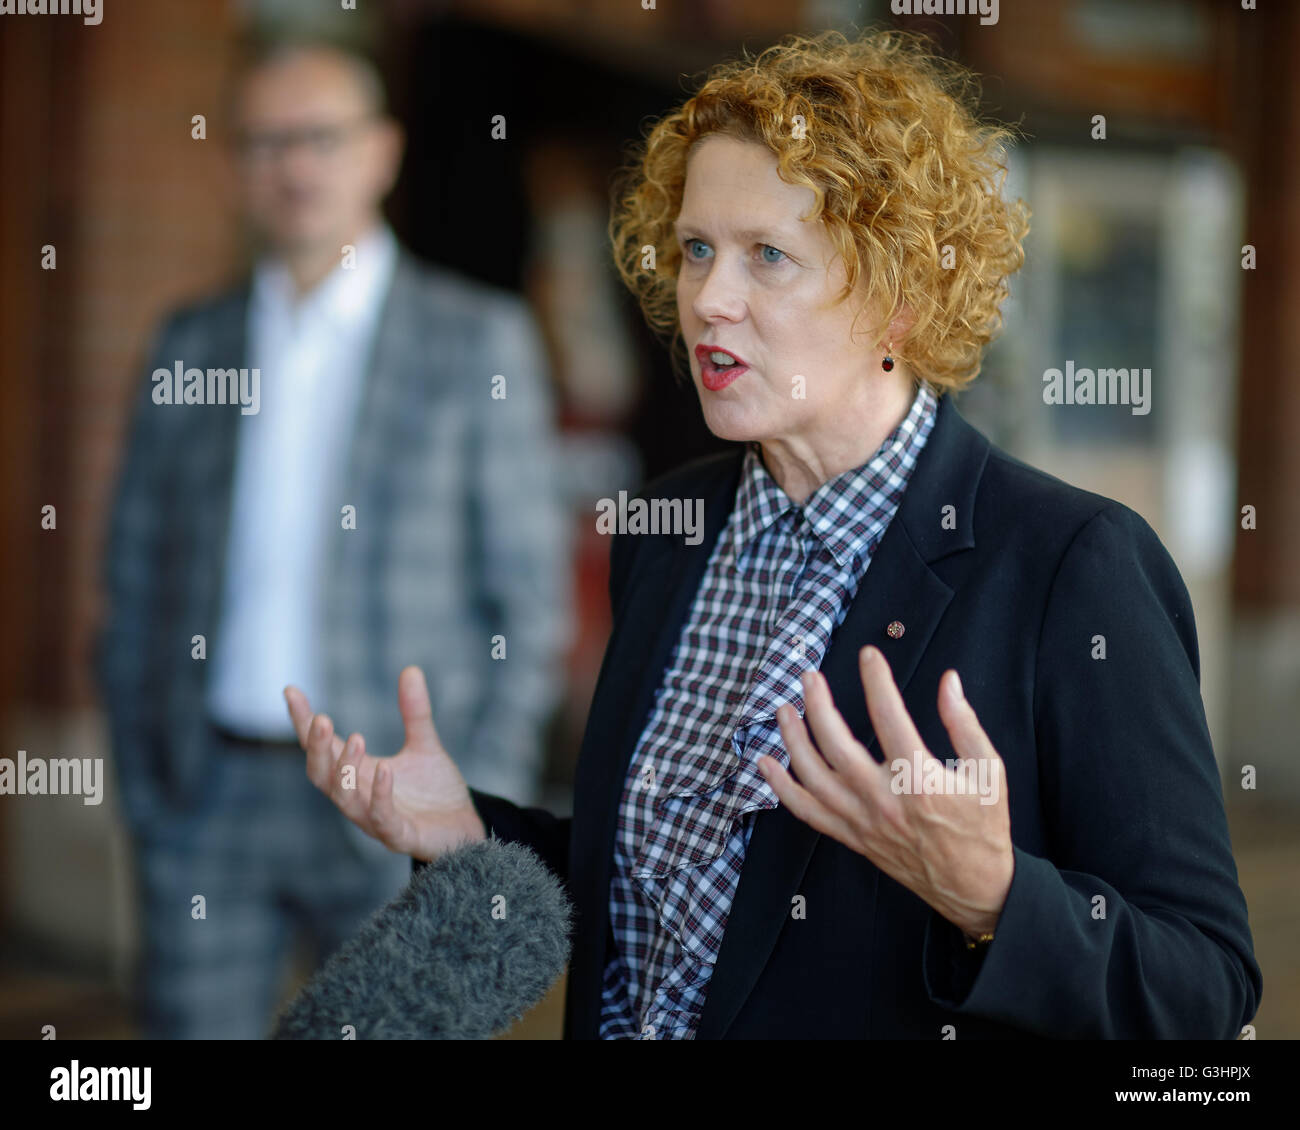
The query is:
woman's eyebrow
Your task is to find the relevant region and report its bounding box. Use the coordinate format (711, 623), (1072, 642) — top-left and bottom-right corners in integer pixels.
(672, 219), (799, 244)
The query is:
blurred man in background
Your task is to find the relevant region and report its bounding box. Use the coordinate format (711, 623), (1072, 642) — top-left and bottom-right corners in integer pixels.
(96, 40), (569, 1039)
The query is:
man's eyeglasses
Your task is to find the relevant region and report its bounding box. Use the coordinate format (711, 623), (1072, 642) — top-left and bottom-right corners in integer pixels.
(236, 116), (376, 163)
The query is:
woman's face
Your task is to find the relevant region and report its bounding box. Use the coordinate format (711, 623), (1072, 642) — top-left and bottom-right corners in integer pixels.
(675, 134), (892, 456)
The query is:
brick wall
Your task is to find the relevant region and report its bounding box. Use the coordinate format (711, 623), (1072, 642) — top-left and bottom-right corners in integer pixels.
(1, 0), (245, 716)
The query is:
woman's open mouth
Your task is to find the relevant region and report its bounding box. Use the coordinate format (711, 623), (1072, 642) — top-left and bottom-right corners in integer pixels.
(695, 344), (750, 391)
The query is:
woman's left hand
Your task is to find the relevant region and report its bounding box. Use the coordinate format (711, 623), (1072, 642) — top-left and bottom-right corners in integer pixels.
(757, 645), (1014, 940)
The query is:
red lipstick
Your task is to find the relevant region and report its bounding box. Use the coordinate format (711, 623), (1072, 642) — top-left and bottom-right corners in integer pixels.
(695, 344), (750, 391)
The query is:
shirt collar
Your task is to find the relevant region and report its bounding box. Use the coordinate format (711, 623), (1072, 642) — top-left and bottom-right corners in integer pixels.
(730, 381), (938, 569)
(251, 222), (398, 331)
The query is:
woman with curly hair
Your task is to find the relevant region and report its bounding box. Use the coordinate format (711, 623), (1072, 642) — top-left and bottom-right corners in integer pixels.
(287, 28), (1260, 1040)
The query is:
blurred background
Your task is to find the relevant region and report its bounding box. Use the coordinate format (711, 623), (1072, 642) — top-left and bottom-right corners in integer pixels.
(1, 0), (1296, 1039)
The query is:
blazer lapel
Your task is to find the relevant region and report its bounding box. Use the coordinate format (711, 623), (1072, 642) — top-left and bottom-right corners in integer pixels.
(569, 450), (743, 1036)
(192, 289), (250, 633)
(580, 452), (745, 879)
(183, 286), (248, 788)
(696, 393), (990, 1039)
(324, 252), (416, 591)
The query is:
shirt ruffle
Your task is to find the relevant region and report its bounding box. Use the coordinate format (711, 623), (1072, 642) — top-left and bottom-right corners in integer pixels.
(606, 383), (939, 1036)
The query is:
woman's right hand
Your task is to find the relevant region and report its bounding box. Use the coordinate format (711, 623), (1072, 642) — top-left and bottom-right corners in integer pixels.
(284, 666), (486, 862)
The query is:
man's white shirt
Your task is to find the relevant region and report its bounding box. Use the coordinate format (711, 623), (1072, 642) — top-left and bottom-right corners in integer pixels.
(207, 225), (399, 738)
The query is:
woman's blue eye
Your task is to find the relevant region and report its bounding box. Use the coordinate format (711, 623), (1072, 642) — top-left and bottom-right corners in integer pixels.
(682, 239), (785, 263)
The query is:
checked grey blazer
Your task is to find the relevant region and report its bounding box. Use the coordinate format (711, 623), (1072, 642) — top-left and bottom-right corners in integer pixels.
(96, 250), (571, 857)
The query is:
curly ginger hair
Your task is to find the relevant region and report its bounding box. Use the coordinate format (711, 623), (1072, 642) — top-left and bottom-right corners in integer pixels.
(608, 27), (1030, 392)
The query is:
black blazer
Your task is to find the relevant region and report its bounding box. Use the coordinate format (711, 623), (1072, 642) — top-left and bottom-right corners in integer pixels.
(447, 393), (1262, 1039)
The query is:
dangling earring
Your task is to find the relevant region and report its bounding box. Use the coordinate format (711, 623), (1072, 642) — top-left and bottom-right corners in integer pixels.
(882, 342), (895, 372)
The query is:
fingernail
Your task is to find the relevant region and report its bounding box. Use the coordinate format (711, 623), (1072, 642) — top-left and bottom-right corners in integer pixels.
(951, 671), (964, 701)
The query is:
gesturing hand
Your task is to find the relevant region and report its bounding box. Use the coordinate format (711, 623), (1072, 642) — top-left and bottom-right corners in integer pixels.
(283, 666), (486, 862)
(757, 645), (1014, 939)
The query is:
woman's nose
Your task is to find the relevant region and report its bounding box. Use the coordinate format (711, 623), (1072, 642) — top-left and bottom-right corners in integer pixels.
(691, 258), (747, 322)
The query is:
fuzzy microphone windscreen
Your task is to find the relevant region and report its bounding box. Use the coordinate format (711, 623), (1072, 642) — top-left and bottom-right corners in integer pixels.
(270, 837), (572, 1040)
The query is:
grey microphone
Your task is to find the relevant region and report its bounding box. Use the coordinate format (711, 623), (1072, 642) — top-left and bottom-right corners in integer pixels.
(270, 838), (572, 1040)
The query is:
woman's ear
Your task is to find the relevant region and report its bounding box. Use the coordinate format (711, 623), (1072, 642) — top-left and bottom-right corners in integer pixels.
(887, 305), (915, 344)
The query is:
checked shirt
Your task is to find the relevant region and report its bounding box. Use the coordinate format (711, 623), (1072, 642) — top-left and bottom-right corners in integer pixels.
(599, 381), (938, 1039)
